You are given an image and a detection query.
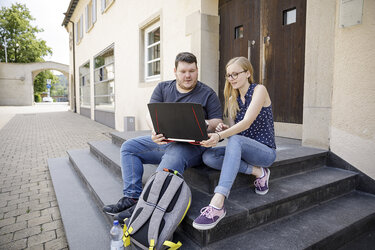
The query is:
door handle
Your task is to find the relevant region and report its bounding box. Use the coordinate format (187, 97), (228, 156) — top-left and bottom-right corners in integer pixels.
(247, 40), (255, 62)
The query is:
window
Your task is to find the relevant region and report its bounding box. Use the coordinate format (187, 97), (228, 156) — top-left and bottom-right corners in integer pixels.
(86, 0), (97, 32)
(94, 46), (115, 111)
(235, 25), (244, 39)
(144, 22), (161, 81)
(76, 15), (83, 44)
(283, 8), (296, 26)
(79, 62), (91, 108)
(101, 0), (114, 13)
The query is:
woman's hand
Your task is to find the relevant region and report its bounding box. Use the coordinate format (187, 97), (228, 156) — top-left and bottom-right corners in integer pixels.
(151, 130), (167, 145)
(200, 132), (220, 148)
(215, 123), (229, 132)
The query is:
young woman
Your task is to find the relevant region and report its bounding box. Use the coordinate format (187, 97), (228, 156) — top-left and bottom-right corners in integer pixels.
(193, 57), (276, 230)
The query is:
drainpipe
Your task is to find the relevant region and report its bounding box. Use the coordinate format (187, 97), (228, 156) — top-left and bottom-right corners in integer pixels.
(69, 20), (77, 113)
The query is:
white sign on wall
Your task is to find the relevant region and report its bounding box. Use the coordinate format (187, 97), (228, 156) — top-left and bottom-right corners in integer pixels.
(339, 0), (364, 28)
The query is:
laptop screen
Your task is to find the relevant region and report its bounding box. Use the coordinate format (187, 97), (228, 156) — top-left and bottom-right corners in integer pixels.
(148, 102), (208, 142)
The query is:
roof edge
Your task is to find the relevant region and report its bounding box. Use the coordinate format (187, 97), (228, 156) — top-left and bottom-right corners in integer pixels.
(62, 0), (80, 27)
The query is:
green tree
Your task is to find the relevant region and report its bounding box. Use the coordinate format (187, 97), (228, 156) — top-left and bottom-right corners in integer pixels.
(51, 75), (68, 96)
(0, 3), (52, 63)
(34, 70), (58, 95)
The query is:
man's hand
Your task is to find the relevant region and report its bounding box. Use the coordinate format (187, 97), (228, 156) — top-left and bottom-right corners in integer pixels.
(206, 118), (223, 132)
(215, 123), (229, 132)
(151, 130), (168, 145)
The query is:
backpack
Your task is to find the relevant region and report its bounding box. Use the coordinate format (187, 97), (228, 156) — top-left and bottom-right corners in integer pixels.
(122, 168), (191, 250)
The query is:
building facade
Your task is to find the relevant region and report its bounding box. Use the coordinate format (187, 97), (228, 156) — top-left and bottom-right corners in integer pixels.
(62, 0), (375, 178)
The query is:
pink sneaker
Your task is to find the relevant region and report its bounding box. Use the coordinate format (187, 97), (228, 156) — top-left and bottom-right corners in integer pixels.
(192, 205), (226, 230)
(254, 168), (270, 195)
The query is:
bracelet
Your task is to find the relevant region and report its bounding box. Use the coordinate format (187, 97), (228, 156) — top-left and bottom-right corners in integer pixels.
(215, 132), (221, 141)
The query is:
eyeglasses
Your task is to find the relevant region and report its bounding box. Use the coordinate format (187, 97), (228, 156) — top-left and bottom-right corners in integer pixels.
(225, 70), (247, 80)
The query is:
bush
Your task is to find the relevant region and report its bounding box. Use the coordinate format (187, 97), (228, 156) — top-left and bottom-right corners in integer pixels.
(34, 94), (41, 102)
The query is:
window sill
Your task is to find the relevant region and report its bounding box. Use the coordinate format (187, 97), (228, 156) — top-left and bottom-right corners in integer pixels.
(138, 79), (160, 88)
(102, 0), (115, 14)
(86, 24), (94, 33)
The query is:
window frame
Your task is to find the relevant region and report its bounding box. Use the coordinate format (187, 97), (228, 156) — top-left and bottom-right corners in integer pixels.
(79, 61), (91, 108)
(144, 21), (161, 82)
(101, 0), (115, 13)
(93, 45), (115, 112)
(76, 15), (83, 44)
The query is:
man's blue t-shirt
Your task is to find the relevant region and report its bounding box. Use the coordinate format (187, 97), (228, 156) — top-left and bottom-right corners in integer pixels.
(150, 80), (223, 120)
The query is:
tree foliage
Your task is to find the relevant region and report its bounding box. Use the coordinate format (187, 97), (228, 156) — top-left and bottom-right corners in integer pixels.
(51, 75), (68, 96)
(0, 3), (52, 63)
(34, 70), (58, 95)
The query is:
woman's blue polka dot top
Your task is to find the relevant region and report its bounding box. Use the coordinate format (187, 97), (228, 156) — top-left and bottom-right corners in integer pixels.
(234, 83), (276, 149)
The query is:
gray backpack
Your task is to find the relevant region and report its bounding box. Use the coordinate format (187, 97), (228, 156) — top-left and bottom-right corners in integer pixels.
(123, 169), (191, 250)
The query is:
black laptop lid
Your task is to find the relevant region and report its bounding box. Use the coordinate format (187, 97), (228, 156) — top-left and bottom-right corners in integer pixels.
(148, 102), (208, 142)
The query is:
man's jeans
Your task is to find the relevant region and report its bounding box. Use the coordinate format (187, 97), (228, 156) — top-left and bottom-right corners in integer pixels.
(202, 135), (276, 198)
(120, 136), (206, 199)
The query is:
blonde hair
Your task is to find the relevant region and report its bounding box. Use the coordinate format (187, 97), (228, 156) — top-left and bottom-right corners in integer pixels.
(223, 57), (255, 119)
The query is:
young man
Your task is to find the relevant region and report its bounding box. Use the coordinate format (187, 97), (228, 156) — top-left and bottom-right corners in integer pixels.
(103, 52), (223, 221)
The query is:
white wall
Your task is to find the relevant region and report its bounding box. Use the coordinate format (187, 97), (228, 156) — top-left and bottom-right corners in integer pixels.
(0, 62), (68, 106)
(68, 0), (219, 131)
(330, 0), (375, 178)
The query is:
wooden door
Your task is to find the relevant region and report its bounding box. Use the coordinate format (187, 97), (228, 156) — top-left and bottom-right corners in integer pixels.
(219, 0), (260, 105)
(262, 0), (306, 124)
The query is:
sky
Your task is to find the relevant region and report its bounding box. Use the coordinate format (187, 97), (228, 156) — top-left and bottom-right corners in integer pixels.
(1, 0), (71, 65)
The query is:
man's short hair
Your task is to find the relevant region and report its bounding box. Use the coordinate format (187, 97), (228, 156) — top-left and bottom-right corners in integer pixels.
(175, 52), (197, 69)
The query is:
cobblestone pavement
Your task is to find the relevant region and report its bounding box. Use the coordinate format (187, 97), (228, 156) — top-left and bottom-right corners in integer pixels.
(0, 104), (115, 249)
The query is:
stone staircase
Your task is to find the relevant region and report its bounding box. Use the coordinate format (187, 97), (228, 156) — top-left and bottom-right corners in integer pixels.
(48, 131), (375, 250)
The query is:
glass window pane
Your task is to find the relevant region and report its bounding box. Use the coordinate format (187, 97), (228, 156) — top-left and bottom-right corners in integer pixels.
(147, 44), (160, 61)
(283, 8), (296, 25)
(94, 63), (114, 82)
(79, 62), (90, 107)
(235, 25), (244, 39)
(147, 61), (160, 77)
(81, 85), (91, 106)
(148, 27), (160, 45)
(94, 80), (115, 110)
(95, 48), (114, 68)
(95, 56), (105, 68)
(94, 46), (115, 110)
(87, 2), (92, 28)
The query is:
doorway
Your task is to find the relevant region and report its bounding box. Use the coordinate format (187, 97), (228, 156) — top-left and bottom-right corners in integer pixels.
(219, 0), (306, 124)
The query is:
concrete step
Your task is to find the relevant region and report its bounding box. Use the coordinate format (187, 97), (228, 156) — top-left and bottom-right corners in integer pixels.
(182, 167), (358, 246)
(110, 130), (151, 147)
(61, 149), (357, 248)
(89, 139), (327, 194)
(47, 158), (111, 250)
(88, 140), (156, 184)
(67, 148), (123, 217)
(205, 191), (375, 250)
(185, 147), (327, 194)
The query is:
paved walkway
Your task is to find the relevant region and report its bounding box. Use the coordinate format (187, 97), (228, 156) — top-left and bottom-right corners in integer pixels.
(0, 104), (115, 249)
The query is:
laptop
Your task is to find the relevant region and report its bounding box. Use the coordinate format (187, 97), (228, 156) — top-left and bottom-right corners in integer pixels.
(147, 102), (208, 144)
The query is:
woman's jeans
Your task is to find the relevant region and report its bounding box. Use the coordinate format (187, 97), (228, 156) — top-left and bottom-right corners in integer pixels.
(120, 136), (206, 199)
(203, 135), (276, 198)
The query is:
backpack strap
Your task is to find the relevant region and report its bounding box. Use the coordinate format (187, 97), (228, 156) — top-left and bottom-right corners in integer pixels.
(122, 218), (131, 247)
(148, 175), (184, 249)
(125, 171), (169, 236)
(163, 240), (182, 250)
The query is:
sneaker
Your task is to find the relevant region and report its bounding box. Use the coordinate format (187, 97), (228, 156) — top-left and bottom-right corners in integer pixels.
(103, 197), (138, 215)
(114, 203), (137, 224)
(254, 168), (270, 195)
(192, 205), (226, 230)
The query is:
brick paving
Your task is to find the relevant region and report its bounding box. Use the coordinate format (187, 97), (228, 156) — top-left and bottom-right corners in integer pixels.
(0, 105), (115, 249)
